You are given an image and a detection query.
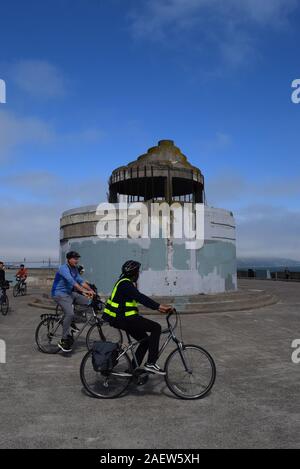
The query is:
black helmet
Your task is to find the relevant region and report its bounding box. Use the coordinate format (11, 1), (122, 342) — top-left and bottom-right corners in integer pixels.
(121, 260), (141, 276)
(66, 251), (81, 260)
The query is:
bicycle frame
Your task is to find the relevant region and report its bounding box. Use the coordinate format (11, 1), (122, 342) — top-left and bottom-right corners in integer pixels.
(42, 306), (100, 342)
(116, 310), (192, 374)
(16, 279), (26, 288)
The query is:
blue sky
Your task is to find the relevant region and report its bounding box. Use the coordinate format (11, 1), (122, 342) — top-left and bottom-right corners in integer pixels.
(0, 0), (300, 260)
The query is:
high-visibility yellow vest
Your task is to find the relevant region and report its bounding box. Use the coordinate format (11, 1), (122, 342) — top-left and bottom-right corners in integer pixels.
(103, 277), (138, 318)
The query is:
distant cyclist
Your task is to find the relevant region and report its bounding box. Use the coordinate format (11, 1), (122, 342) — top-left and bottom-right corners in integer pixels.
(102, 260), (172, 375)
(16, 264), (28, 285)
(51, 251), (96, 352)
(0, 261), (6, 304)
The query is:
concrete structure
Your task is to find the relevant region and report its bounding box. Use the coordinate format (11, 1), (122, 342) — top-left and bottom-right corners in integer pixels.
(60, 140), (237, 295)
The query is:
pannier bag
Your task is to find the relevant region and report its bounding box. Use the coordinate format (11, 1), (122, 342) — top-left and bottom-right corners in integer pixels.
(92, 341), (119, 373)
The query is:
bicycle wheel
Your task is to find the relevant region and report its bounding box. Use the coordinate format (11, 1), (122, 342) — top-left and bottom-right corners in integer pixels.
(21, 284), (27, 296)
(165, 344), (216, 400)
(1, 295), (9, 315)
(35, 316), (63, 354)
(13, 284), (20, 297)
(80, 349), (132, 398)
(86, 322), (123, 350)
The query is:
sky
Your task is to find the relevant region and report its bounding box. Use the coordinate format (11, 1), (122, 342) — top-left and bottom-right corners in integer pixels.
(0, 0), (300, 261)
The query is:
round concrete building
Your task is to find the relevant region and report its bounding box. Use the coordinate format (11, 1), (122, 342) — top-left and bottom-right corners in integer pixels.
(60, 140), (237, 296)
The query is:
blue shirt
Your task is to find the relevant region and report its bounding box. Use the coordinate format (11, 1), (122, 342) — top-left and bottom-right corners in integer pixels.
(51, 264), (84, 297)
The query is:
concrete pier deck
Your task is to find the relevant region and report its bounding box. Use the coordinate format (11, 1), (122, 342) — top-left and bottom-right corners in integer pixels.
(0, 279), (299, 449)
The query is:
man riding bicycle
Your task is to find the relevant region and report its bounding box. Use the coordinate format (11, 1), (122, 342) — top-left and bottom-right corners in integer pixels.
(51, 251), (96, 352)
(16, 264), (28, 284)
(102, 260), (172, 375)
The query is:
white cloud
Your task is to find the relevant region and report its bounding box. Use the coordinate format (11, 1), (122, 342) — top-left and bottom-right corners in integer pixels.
(0, 172), (108, 261)
(236, 205), (300, 260)
(0, 109), (107, 161)
(206, 171), (300, 206)
(206, 172), (248, 205)
(128, 0), (299, 68)
(0, 171), (107, 206)
(239, 0), (298, 25)
(0, 110), (55, 161)
(10, 59), (66, 98)
(0, 201), (60, 261)
(130, 0), (298, 36)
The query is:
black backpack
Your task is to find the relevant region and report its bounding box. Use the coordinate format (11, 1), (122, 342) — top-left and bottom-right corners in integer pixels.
(92, 341), (119, 373)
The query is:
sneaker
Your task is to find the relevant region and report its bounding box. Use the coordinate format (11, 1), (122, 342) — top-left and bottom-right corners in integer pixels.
(67, 334), (74, 345)
(58, 339), (72, 353)
(70, 323), (80, 333)
(144, 363), (166, 376)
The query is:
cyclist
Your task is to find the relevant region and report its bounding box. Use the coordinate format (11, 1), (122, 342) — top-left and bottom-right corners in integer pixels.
(16, 264), (28, 286)
(0, 261), (6, 304)
(51, 251), (96, 352)
(102, 260), (172, 375)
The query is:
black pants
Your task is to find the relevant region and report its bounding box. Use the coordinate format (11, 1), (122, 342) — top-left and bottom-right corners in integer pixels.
(112, 315), (162, 366)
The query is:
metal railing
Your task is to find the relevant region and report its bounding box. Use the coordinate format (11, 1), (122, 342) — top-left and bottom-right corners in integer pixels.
(3, 259), (59, 269)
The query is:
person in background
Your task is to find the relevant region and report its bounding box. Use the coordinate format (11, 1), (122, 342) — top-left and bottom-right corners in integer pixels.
(77, 265), (98, 295)
(51, 251), (96, 352)
(16, 264), (28, 285)
(0, 262), (6, 303)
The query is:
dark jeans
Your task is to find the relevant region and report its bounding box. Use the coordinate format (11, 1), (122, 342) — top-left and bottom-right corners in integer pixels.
(112, 315), (162, 366)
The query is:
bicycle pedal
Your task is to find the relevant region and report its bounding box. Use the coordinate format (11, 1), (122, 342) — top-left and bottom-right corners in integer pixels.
(134, 373), (149, 386)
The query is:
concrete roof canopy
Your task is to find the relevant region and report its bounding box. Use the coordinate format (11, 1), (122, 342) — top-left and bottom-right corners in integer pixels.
(108, 140), (204, 203)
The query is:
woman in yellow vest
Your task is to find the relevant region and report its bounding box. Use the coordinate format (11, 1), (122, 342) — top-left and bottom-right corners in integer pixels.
(103, 260), (172, 375)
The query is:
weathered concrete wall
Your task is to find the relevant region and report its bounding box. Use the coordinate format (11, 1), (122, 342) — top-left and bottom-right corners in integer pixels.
(60, 205), (237, 296)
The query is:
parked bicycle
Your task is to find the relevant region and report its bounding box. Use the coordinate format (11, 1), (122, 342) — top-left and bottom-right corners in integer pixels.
(80, 309), (216, 400)
(0, 281), (12, 316)
(35, 300), (123, 354)
(13, 276), (27, 297)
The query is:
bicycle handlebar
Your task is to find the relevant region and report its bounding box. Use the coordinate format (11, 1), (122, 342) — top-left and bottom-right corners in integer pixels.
(166, 308), (177, 330)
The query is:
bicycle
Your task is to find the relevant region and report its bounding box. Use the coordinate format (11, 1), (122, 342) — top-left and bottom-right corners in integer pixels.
(80, 309), (216, 400)
(35, 300), (123, 354)
(13, 276), (27, 297)
(0, 281), (12, 316)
